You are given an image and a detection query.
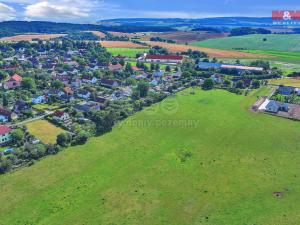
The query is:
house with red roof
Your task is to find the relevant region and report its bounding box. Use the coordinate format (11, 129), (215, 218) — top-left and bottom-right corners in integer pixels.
(0, 125), (12, 145)
(53, 110), (70, 122)
(108, 64), (123, 71)
(4, 74), (23, 89)
(145, 54), (183, 64)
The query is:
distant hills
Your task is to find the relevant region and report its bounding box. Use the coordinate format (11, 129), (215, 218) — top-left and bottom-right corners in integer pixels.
(0, 21), (175, 38)
(99, 17), (274, 28)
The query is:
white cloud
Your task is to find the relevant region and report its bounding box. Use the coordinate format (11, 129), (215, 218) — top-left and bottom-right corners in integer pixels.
(24, 1), (90, 20)
(0, 3), (15, 21)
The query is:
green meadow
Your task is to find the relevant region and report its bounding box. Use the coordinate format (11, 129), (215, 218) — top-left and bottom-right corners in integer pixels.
(1, 88), (300, 225)
(107, 47), (148, 58)
(193, 34), (300, 52)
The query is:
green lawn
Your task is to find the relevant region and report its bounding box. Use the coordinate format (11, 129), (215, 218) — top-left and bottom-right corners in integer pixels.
(32, 104), (60, 110)
(192, 34), (300, 52)
(26, 120), (65, 144)
(107, 47), (148, 58)
(1, 88), (300, 225)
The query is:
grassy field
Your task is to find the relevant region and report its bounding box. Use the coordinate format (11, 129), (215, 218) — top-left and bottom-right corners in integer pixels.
(1, 88), (300, 225)
(26, 120), (65, 144)
(239, 50), (300, 64)
(32, 104), (60, 110)
(107, 48), (148, 57)
(216, 57), (300, 75)
(193, 34), (300, 52)
(268, 78), (300, 87)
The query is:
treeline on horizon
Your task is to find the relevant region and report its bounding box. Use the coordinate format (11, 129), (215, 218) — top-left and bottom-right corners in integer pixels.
(0, 21), (175, 38)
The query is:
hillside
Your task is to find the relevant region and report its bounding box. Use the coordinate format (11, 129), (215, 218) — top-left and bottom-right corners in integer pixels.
(1, 88), (300, 225)
(193, 34), (300, 52)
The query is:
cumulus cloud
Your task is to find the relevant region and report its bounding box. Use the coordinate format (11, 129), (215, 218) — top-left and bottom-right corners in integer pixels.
(24, 1), (90, 20)
(0, 3), (15, 21)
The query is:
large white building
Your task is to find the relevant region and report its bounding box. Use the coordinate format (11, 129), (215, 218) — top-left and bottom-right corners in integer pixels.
(144, 54), (183, 64)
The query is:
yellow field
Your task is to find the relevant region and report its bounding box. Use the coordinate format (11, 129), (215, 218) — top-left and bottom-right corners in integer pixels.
(100, 41), (145, 48)
(269, 78), (300, 88)
(26, 120), (65, 144)
(0, 34), (66, 42)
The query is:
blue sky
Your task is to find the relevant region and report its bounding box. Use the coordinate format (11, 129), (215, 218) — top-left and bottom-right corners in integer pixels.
(0, 0), (299, 22)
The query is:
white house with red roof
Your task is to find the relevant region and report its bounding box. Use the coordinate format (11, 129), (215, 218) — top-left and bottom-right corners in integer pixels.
(145, 54), (183, 64)
(53, 110), (70, 122)
(0, 125), (12, 145)
(4, 74), (23, 89)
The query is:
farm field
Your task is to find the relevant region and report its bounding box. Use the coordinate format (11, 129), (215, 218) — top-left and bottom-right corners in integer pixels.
(26, 120), (65, 144)
(1, 88), (300, 224)
(268, 78), (300, 88)
(108, 32), (142, 38)
(85, 31), (106, 38)
(107, 47), (148, 57)
(142, 31), (227, 43)
(100, 41), (146, 48)
(240, 50), (300, 63)
(144, 41), (267, 58)
(193, 34), (300, 52)
(0, 34), (66, 42)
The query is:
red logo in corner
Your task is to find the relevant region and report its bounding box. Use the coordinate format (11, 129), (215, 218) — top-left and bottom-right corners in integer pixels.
(272, 10), (300, 20)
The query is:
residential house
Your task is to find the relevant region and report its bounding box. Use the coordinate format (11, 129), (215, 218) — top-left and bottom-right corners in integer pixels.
(150, 79), (159, 86)
(56, 76), (70, 86)
(53, 110), (70, 122)
(111, 87), (132, 100)
(46, 89), (64, 97)
(32, 95), (46, 104)
(13, 100), (31, 114)
(74, 102), (101, 112)
(59, 94), (75, 102)
(265, 100), (289, 113)
(108, 64), (123, 72)
(82, 76), (98, 84)
(211, 74), (223, 83)
(77, 89), (91, 100)
(172, 71), (182, 79)
(0, 108), (16, 122)
(278, 85), (295, 95)
(101, 79), (119, 88)
(153, 70), (165, 78)
(0, 125), (12, 145)
(71, 77), (82, 88)
(94, 97), (109, 109)
(64, 87), (73, 95)
(4, 74), (22, 89)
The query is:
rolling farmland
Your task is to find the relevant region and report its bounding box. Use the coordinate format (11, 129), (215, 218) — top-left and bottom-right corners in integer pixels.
(193, 34), (300, 52)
